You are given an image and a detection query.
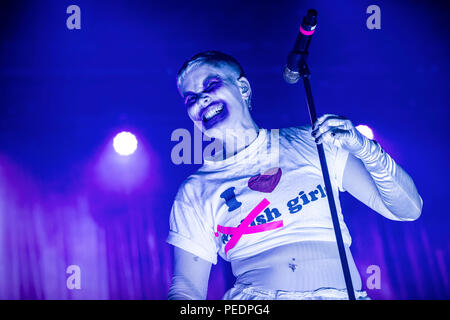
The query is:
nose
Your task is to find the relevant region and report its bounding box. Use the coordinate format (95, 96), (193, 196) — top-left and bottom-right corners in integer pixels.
(199, 94), (211, 107)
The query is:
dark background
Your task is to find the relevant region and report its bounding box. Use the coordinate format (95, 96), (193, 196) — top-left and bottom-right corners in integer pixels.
(0, 0), (448, 299)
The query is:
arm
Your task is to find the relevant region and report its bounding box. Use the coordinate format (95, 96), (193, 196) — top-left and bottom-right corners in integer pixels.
(342, 153), (421, 221)
(168, 246), (212, 300)
(313, 114), (423, 221)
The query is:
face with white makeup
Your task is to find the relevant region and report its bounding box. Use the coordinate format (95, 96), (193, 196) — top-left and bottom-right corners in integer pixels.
(177, 52), (259, 143)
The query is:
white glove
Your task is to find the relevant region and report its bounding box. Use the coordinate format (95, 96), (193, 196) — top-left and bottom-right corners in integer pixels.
(311, 114), (366, 155)
(312, 114), (423, 221)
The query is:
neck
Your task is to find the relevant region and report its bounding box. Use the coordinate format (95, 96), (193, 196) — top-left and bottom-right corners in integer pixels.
(221, 124), (259, 159)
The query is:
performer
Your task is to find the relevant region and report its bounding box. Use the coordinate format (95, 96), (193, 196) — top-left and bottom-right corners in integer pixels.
(167, 51), (423, 300)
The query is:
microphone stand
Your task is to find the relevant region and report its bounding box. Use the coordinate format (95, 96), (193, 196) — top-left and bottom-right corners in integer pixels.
(296, 57), (357, 300)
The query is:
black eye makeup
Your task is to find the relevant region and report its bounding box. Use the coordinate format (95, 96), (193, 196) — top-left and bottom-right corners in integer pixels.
(204, 78), (221, 92)
(183, 76), (223, 106)
(185, 95), (197, 106)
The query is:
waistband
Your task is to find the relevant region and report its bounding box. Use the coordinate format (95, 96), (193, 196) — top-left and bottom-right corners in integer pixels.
(225, 284), (370, 300)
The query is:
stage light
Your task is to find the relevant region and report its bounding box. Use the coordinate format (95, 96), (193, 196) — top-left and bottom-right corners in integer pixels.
(113, 131), (138, 156)
(356, 125), (374, 140)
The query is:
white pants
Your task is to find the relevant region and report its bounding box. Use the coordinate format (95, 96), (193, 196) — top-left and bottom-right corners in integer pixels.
(223, 284), (370, 300)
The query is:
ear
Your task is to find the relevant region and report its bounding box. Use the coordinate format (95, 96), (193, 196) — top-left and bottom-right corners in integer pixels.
(237, 77), (251, 100)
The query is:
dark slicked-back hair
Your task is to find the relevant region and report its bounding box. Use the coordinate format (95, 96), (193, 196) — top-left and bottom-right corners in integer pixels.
(176, 50), (246, 90)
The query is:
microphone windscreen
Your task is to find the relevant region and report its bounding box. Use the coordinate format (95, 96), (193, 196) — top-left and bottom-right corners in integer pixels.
(283, 66), (300, 84)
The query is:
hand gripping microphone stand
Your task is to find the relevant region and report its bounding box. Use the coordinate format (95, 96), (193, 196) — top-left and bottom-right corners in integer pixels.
(283, 9), (356, 300)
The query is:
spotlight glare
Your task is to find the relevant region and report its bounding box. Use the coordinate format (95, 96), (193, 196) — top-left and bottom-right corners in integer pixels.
(356, 125), (374, 140)
(113, 131), (138, 156)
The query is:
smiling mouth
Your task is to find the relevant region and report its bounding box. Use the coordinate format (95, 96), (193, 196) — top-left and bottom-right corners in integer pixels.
(200, 102), (229, 130)
(201, 103), (225, 122)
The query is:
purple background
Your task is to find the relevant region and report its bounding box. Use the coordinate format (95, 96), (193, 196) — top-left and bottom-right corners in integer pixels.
(0, 0), (448, 299)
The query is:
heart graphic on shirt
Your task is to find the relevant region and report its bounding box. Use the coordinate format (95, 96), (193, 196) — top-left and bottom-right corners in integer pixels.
(248, 167), (282, 193)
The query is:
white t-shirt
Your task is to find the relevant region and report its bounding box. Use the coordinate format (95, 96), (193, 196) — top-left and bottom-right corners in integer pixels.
(167, 126), (351, 264)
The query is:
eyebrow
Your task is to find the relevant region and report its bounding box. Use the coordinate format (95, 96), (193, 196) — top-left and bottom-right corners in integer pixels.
(183, 74), (222, 97)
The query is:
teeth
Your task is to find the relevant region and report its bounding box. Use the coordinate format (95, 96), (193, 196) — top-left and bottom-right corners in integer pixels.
(203, 104), (224, 121)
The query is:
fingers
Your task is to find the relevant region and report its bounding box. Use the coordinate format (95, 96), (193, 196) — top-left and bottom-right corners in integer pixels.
(312, 119), (347, 137)
(315, 128), (352, 145)
(312, 115), (350, 136)
(312, 114), (357, 147)
(312, 114), (344, 131)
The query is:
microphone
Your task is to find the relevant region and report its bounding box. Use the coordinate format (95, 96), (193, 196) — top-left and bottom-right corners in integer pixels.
(283, 9), (318, 84)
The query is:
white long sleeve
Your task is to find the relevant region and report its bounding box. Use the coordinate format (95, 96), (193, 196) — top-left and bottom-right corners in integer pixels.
(351, 137), (423, 221)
